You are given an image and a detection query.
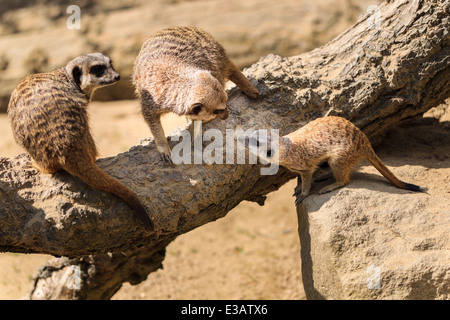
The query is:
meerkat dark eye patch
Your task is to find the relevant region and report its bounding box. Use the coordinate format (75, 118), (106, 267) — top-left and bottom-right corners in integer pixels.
(89, 65), (107, 77)
(190, 103), (203, 115)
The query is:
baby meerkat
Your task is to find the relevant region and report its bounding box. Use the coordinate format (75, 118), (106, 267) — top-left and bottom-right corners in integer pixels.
(133, 26), (260, 164)
(8, 53), (154, 230)
(246, 116), (425, 205)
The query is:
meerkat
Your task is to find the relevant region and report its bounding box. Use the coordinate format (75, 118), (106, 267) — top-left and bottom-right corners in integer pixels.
(133, 26), (260, 164)
(246, 116), (425, 205)
(8, 53), (154, 230)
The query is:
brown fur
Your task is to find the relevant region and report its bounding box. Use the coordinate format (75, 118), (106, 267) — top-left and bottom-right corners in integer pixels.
(133, 26), (260, 164)
(8, 53), (154, 230)
(253, 117), (424, 205)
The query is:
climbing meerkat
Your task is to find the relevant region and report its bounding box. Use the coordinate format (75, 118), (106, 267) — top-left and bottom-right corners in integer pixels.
(133, 26), (260, 164)
(8, 53), (154, 230)
(246, 116), (425, 205)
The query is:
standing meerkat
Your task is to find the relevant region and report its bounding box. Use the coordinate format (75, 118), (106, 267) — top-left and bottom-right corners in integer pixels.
(8, 53), (154, 230)
(133, 26), (260, 164)
(246, 116), (425, 205)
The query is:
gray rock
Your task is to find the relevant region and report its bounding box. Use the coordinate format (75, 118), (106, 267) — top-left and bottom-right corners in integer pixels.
(298, 115), (450, 300)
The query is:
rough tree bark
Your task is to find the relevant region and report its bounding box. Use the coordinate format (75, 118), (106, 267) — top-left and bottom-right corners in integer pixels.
(0, 0), (448, 299)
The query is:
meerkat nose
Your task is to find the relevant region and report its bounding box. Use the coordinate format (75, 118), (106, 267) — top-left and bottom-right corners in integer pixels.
(220, 108), (229, 120)
(114, 74), (120, 81)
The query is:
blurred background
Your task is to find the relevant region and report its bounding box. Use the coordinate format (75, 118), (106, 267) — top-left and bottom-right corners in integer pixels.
(0, 0), (381, 111)
(0, 0), (384, 299)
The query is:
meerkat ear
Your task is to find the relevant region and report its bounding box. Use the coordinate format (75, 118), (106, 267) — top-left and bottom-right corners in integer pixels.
(71, 66), (82, 86)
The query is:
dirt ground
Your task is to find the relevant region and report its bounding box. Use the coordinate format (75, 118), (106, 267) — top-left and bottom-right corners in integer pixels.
(0, 100), (304, 300)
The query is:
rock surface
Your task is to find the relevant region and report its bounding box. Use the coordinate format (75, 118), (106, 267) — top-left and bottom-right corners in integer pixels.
(298, 110), (450, 300)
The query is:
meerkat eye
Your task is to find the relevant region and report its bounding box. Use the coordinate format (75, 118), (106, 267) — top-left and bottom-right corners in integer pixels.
(72, 66), (82, 86)
(190, 103), (203, 115)
(90, 65), (107, 77)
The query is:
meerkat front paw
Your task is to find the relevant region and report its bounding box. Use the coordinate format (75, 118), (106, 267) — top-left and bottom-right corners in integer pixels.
(294, 194), (307, 206)
(293, 185), (302, 197)
(158, 149), (173, 166)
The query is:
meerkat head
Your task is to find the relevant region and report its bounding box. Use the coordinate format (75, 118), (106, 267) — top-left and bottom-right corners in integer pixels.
(184, 70), (228, 122)
(242, 129), (283, 164)
(65, 53), (120, 98)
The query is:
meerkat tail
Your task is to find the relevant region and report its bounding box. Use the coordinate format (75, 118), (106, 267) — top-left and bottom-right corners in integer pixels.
(366, 148), (425, 192)
(64, 159), (154, 230)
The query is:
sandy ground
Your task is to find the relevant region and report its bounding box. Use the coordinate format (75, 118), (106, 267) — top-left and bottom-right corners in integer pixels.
(0, 100), (304, 300)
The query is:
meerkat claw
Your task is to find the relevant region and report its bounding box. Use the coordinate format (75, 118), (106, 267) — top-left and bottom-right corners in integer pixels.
(293, 185), (303, 197)
(295, 194), (307, 206)
(160, 152), (173, 166)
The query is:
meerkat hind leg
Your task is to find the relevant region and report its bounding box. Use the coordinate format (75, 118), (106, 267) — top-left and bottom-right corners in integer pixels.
(318, 160), (351, 194)
(318, 181), (349, 194)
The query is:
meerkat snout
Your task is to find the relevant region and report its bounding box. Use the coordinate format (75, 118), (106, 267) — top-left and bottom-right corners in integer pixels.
(242, 129), (281, 165)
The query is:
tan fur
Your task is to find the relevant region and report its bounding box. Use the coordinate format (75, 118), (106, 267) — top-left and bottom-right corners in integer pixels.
(8, 53), (154, 230)
(252, 117), (424, 205)
(133, 26), (260, 164)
